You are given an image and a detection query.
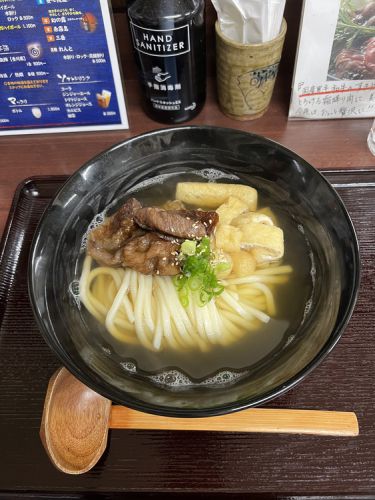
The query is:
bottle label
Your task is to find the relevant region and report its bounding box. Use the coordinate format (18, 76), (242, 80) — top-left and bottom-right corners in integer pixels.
(130, 22), (190, 58)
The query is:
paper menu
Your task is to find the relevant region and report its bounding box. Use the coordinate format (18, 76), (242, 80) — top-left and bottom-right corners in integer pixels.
(0, 0), (128, 134)
(289, 0), (375, 120)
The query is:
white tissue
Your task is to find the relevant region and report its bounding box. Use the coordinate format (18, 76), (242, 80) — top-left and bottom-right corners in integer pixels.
(211, 0), (286, 44)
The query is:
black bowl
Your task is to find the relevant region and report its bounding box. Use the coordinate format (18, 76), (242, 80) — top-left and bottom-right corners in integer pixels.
(29, 126), (360, 417)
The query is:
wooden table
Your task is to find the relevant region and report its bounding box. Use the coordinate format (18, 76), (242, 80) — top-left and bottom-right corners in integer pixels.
(1, 3), (375, 498)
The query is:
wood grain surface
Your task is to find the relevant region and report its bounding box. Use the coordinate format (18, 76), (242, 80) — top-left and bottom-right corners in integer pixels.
(0, 172), (374, 498)
(110, 405), (359, 436)
(40, 367), (112, 475)
(0, 1), (374, 239)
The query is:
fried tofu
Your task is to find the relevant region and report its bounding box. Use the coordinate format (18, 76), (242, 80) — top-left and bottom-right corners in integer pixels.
(215, 224), (242, 253)
(175, 182), (257, 210)
(250, 248), (282, 266)
(231, 251), (257, 276)
(216, 196), (249, 225)
(232, 212), (274, 227)
(240, 222), (284, 259)
(255, 207), (278, 226)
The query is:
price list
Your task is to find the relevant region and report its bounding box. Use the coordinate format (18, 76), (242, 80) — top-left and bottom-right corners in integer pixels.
(0, 0), (128, 134)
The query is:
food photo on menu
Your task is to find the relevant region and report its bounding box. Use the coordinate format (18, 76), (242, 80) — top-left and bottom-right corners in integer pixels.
(289, 0), (375, 119)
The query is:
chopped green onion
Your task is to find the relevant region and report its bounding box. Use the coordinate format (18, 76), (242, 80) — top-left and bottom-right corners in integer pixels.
(214, 262), (231, 274)
(180, 240), (197, 256)
(179, 291), (189, 308)
(188, 276), (202, 291)
(174, 237), (224, 307)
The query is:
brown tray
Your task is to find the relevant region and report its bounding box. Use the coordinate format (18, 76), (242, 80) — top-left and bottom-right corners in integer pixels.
(0, 172), (374, 499)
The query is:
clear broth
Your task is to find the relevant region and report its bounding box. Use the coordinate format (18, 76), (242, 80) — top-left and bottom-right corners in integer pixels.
(80, 172), (313, 381)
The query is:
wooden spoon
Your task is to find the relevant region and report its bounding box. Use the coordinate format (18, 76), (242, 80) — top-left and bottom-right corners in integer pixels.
(40, 367), (112, 474)
(40, 367), (359, 475)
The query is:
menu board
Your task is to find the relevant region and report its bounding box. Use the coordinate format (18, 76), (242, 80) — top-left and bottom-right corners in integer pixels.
(0, 0), (129, 134)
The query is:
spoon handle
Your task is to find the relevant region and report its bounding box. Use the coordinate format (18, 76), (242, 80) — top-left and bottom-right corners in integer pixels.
(109, 406), (359, 436)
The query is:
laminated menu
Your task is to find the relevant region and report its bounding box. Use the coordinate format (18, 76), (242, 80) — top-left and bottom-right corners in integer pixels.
(289, 0), (375, 119)
(0, 0), (128, 134)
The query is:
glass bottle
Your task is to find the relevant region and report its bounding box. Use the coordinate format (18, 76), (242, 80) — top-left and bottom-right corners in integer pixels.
(127, 0), (206, 124)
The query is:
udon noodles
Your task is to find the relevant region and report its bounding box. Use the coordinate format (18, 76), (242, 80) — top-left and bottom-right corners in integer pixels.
(79, 181), (293, 353)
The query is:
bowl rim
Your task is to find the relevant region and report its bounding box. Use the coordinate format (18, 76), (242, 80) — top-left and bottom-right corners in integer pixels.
(28, 125), (361, 417)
